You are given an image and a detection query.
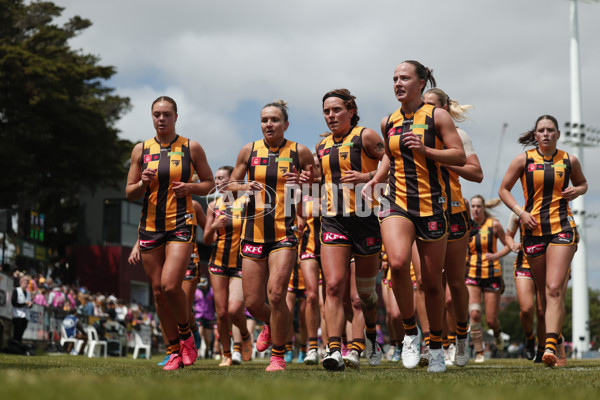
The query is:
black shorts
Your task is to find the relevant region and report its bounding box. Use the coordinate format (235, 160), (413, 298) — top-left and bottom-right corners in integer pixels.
(465, 276), (505, 294)
(320, 214), (382, 256)
(138, 225), (196, 252)
(378, 203), (448, 242)
(240, 238), (298, 260)
(209, 264), (242, 279)
(522, 228), (578, 259)
(287, 287), (307, 298)
(448, 211), (470, 242)
(184, 260), (199, 281)
(197, 318), (214, 329)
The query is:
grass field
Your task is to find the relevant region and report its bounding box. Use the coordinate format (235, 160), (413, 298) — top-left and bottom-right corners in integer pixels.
(1, 354), (600, 400)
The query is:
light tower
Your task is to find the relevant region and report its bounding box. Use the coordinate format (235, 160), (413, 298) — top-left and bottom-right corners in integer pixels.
(562, 0), (599, 359)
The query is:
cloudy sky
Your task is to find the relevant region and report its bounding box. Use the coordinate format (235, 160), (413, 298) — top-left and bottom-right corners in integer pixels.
(52, 0), (600, 288)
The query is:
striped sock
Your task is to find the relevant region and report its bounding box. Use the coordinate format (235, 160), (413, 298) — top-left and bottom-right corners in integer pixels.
(271, 344), (285, 358)
(365, 323), (377, 342)
(423, 332), (431, 347)
(233, 342), (242, 353)
(456, 321), (469, 340)
(241, 331), (250, 342)
(178, 322), (191, 340)
(429, 330), (442, 350)
(403, 316), (418, 336)
(308, 337), (318, 351)
(351, 339), (366, 355)
(328, 336), (341, 353)
(285, 342), (293, 352)
(169, 339), (181, 354)
(545, 332), (559, 355)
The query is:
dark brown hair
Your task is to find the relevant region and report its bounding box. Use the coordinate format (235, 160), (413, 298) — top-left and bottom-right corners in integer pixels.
(518, 115), (559, 147)
(322, 88), (360, 126)
(402, 60), (436, 93)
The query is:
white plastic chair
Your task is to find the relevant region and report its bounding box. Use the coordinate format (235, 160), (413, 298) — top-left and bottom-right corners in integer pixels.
(132, 331), (151, 359)
(84, 326), (107, 358)
(60, 326), (84, 354)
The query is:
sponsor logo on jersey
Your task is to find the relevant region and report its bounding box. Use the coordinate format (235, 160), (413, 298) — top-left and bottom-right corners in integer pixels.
(251, 157), (270, 166)
(528, 163), (545, 172)
(323, 232), (348, 242)
(242, 244), (263, 255)
(144, 153), (161, 163)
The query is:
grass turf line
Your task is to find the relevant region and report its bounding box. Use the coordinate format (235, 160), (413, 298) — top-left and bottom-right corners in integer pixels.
(1, 355), (599, 400)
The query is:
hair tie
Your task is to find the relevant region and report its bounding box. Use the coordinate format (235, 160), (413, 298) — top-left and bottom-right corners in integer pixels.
(322, 93), (351, 104)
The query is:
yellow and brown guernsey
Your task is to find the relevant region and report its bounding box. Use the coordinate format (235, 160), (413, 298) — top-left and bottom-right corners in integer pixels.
(288, 263), (306, 291)
(520, 148), (575, 236)
(316, 126), (379, 216)
(384, 103), (447, 217)
(467, 217), (501, 279)
(299, 194), (321, 259)
(441, 168), (466, 215)
(243, 139), (300, 243)
(209, 195), (246, 269)
(139, 135), (196, 231)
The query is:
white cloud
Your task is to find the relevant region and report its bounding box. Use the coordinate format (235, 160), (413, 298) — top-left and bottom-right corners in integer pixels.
(52, 0), (600, 288)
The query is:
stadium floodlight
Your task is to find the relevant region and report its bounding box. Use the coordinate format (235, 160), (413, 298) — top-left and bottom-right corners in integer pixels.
(563, 0), (598, 360)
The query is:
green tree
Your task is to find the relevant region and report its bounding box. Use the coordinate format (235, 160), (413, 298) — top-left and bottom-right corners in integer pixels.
(0, 0), (132, 263)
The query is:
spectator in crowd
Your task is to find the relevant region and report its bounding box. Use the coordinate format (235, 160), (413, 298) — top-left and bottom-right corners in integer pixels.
(12, 276), (33, 343)
(48, 285), (66, 309)
(79, 294), (94, 316)
(32, 286), (48, 307)
(195, 277), (216, 359)
(62, 309), (87, 355)
(115, 300), (128, 325)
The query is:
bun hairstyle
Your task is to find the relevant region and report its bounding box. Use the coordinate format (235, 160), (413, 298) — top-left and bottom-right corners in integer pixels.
(402, 60), (436, 93)
(518, 115), (559, 147)
(471, 194), (501, 220)
(152, 96), (178, 113)
(424, 88), (472, 123)
(322, 89), (360, 126)
(263, 100), (289, 122)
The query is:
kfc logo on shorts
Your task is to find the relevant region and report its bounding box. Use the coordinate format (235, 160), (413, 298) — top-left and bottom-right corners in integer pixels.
(323, 232), (348, 242)
(242, 244), (263, 255)
(300, 253), (316, 260)
(174, 231), (190, 241)
(451, 224), (462, 233)
(209, 266), (221, 274)
(378, 209), (390, 218)
(139, 240), (156, 248)
(465, 278), (477, 286)
(185, 270), (192, 277)
(525, 244), (545, 256)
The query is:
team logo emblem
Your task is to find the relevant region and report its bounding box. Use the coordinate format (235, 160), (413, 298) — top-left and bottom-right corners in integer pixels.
(279, 167), (288, 174)
(171, 160), (180, 167)
(340, 152), (348, 160)
(557, 171), (564, 178)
